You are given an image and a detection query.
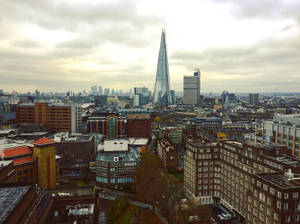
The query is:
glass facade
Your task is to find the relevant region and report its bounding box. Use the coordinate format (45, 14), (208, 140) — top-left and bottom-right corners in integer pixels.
(153, 29), (172, 105)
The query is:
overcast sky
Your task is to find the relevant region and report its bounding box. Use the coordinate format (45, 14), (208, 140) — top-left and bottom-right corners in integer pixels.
(0, 0), (300, 93)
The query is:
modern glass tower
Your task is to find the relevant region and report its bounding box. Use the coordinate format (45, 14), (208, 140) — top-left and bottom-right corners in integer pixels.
(153, 29), (172, 106)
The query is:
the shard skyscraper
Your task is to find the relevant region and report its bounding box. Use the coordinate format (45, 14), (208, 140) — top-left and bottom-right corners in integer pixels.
(153, 29), (172, 106)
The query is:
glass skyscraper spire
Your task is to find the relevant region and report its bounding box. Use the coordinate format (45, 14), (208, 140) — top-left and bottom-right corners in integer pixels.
(153, 29), (172, 106)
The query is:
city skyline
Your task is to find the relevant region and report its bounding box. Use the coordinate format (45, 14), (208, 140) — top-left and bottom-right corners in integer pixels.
(0, 0), (300, 93)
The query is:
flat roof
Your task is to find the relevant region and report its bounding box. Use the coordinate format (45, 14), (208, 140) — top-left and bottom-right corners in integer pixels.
(128, 138), (148, 146)
(127, 114), (150, 119)
(256, 173), (300, 189)
(0, 186), (31, 223)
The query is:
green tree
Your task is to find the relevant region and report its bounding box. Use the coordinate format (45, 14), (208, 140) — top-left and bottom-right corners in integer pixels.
(107, 197), (129, 224)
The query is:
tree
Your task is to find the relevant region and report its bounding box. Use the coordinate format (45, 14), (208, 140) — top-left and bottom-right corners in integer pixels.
(135, 151), (163, 205)
(107, 197), (129, 224)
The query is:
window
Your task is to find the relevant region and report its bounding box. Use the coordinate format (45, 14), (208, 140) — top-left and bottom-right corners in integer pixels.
(17, 170), (22, 176)
(24, 169), (28, 174)
(293, 192), (299, 199)
(284, 203), (289, 210)
(286, 216), (290, 223)
(284, 193), (289, 199)
(277, 201), (281, 210)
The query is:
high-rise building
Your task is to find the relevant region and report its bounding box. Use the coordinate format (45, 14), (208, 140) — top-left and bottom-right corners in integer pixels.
(133, 87), (151, 106)
(91, 86), (97, 95)
(98, 86), (103, 95)
(249, 93), (259, 105)
(170, 90), (175, 105)
(111, 89), (115, 96)
(183, 70), (201, 105)
(153, 29), (172, 106)
(221, 91), (236, 104)
(104, 88), (110, 96)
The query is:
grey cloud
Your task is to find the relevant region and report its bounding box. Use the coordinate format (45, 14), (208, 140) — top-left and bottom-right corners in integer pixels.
(209, 0), (300, 22)
(1, 1), (163, 32)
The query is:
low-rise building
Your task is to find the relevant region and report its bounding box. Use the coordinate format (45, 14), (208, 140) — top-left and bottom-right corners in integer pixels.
(157, 139), (178, 172)
(96, 139), (140, 191)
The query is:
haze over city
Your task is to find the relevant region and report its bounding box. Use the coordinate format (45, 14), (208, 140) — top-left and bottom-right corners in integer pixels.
(1, 0), (300, 93)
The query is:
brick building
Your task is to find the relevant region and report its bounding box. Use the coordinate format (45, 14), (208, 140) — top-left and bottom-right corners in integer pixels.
(157, 139), (178, 172)
(88, 113), (151, 138)
(16, 102), (82, 133)
(184, 139), (300, 224)
(126, 114), (151, 138)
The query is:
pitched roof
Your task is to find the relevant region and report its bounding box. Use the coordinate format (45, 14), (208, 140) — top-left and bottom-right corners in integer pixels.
(0, 146), (32, 159)
(30, 138), (55, 145)
(13, 157), (35, 166)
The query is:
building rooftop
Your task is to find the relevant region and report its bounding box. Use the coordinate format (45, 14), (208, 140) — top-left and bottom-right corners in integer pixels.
(0, 186), (31, 224)
(103, 139), (129, 152)
(127, 114), (150, 119)
(30, 138), (55, 145)
(0, 146), (32, 159)
(13, 157), (35, 166)
(256, 172), (300, 189)
(128, 138), (148, 146)
(96, 147), (140, 163)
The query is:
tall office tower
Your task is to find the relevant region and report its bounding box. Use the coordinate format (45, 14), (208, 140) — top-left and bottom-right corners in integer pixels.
(153, 29), (172, 106)
(111, 89), (115, 95)
(98, 86), (103, 95)
(104, 88), (110, 96)
(183, 70), (201, 105)
(91, 85), (97, 95)
(170, 90), (175, 105)
(249, 93), (259, 105)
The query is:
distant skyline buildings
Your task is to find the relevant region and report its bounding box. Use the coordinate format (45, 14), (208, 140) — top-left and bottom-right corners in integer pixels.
(153, 29), (172, 106)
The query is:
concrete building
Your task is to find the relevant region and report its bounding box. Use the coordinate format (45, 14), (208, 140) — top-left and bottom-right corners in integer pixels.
(263, 114), (300, 158)
(95, 95), (107, 107)
(96, 139), (140, 190)
(54, 133), (96, 179)
(133, 87), (151, 106)
(249, 93), (259, 105)
(16, 102), (82, 133)
(184, 139), (300, 224)
(183, 70), (201, 105)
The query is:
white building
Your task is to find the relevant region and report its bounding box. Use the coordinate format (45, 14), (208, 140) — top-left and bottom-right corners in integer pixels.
(183, 70), (201, 105)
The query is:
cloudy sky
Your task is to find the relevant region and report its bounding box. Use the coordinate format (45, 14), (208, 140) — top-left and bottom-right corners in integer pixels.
(0, 0), (300, 93)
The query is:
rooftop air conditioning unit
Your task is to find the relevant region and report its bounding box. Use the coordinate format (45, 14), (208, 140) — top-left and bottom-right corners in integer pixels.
(114, 157), (119, 162)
